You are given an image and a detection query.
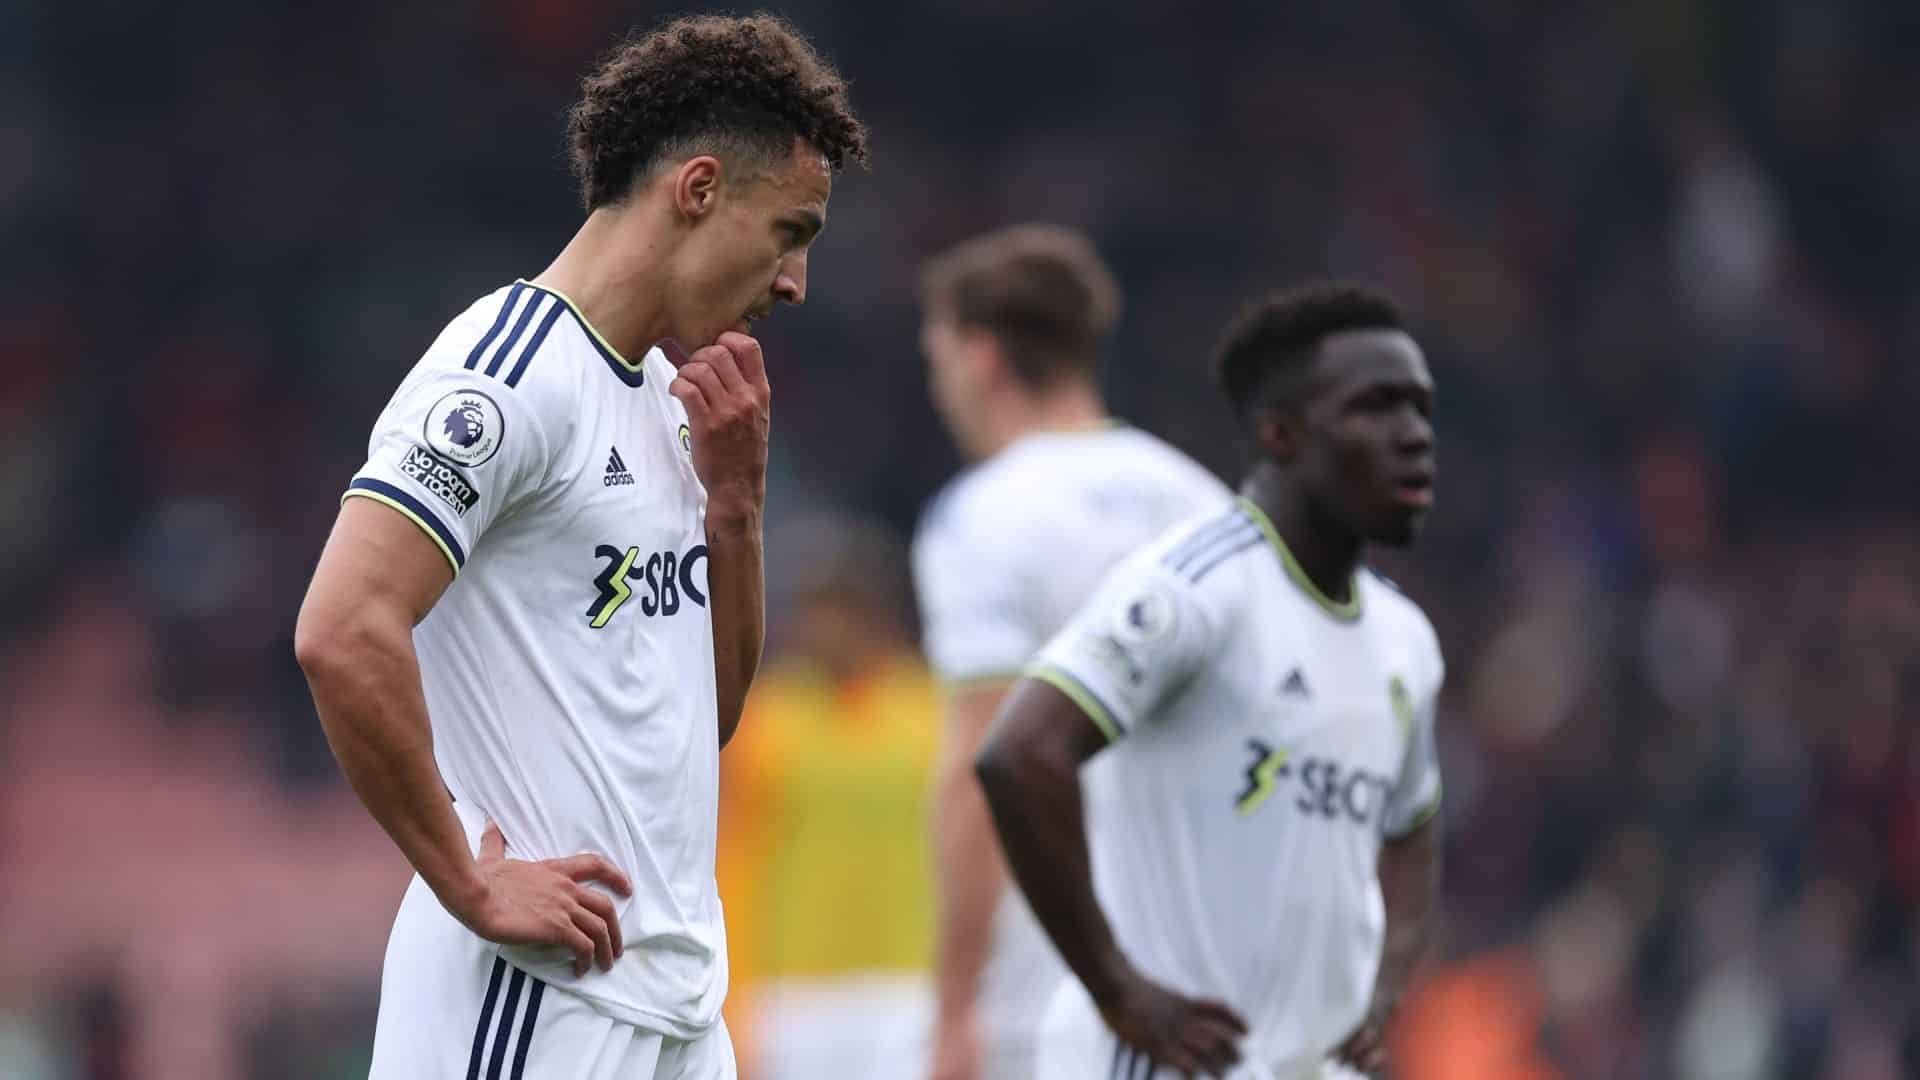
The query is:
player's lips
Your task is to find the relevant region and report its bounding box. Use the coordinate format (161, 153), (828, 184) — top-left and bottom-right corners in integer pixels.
(1390, 468), (1435, 508)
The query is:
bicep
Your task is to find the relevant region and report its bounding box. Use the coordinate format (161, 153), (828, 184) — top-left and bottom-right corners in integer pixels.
(302, 496), (454, 637)
(978, 677), (1110, 776)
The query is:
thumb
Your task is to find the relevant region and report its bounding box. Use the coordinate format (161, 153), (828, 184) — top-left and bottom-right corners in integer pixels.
(479, 821), (506, 862)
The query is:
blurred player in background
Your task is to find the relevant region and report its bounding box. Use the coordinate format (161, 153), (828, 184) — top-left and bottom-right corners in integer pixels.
(717, 514), (941, 1078)
(977, 283), (1444, 1079)
(912, 225), (1232, 1079)
(293, 16), (866, 1079)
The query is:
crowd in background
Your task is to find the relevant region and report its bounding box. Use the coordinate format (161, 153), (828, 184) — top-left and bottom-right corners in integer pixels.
(2, 1), (1916, 1077)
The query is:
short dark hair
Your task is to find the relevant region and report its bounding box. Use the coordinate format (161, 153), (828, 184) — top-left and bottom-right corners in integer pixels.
(566, 13), (869, 210)
(1215, 281), (1403, 418)
(919, 225), (1122, 389)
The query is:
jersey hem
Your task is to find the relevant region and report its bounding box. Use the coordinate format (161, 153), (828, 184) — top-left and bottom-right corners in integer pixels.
(1025, 662), (1125, 742)
(343, 482), (465, 574)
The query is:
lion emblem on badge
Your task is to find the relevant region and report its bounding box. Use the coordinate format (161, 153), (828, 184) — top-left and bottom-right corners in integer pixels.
(424, 389), (503, 467)
(442, 402), (486, 448)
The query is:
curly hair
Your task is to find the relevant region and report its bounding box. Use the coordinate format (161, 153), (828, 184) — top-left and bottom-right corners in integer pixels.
(919, 224), (1123, 389)
(566, 13), (869, 209)
(1215, 281), (1404, 418)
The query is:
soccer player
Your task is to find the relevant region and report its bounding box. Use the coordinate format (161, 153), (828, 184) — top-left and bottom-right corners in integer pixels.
(912, 225), (1232, 1079)
(975, 283), (1444, 1080)
(292, 16), (866, 1079)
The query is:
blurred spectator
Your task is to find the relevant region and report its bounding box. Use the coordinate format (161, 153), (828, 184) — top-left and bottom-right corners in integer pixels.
(718, 515), (941, 1078)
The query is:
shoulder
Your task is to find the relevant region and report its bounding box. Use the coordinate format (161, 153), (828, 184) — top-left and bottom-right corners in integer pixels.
(1360, 570), (1444, 680)
(1153, 502), (1264, 590)
(399, 283), (595, 446)
(912, 448), (1054, 559)
(1111, 504), (1262, 627)
(1109, 427), (1232, 497)
(414, 283), (577, 390)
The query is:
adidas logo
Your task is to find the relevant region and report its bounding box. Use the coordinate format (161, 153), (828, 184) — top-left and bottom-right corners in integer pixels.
(1279, 667), (1311, 698)
(603, 446), (635, 487)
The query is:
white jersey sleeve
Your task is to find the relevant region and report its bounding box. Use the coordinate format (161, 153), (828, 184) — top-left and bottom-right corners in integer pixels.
(1382, 623), (1444, 837)
(1025, 548), (1221, 741)
(912, 508), (1040, 684)
(344, 364), (556, 576)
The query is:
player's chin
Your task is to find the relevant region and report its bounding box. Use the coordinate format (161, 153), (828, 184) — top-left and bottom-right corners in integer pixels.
(1366, 505), (1428, 548)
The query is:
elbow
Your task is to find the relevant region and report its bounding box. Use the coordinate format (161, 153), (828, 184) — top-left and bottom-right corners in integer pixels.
(293, 605), (344, 682)
(974, 727), (1047, 804)
(972, 730), (1014, 799)
(294, 599), (402, 688)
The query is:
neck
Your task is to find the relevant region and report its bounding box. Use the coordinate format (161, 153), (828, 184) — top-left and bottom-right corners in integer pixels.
(971, 379), (1109, 460)
(532, 206), (676, 361)
(1241, 461), (1363, 605)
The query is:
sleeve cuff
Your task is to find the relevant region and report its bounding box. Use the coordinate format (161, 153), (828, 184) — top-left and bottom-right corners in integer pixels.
(1385, 787), (1442, 839)
(1025, 662), (1127, 742)
(343, 479), (466, 575)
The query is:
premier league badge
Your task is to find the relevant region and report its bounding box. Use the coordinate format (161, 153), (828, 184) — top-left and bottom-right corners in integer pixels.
(425, 389), (504, 467)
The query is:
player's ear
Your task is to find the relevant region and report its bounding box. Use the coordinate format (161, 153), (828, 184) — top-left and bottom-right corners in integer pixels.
(1253, 407), (1300, 463)
(673, 156), (723, 221)
(960, 328), (1005, 385)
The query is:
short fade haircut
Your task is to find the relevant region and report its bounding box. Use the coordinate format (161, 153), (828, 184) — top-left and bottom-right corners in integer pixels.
(1215, 281), (1403, 419)
(919, 224), (1123, 389)
(566, 13), (869, 210)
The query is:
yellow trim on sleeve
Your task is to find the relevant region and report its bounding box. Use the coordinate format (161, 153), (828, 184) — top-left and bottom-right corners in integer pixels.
(1026, 663), (1123, 743)
(1388, 787), (1442, 838)
(342, 489), (462, 577)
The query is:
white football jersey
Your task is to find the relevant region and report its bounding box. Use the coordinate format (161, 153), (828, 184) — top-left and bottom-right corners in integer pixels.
(912, 425), (1231, 1051)
(1028, 498), (1444, 1078)
(345, 280), (725, 1040)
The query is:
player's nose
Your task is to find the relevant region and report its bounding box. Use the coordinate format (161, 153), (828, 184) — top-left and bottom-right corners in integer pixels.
(774, 251), (808, 306)
(1396, 407), (1434, 453)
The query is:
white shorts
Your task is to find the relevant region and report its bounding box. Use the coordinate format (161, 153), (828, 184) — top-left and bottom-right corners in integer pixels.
(1036, 980), (1357, 1080)
(369, 869), (736, 1080)
(746, 974), (1038, 1079)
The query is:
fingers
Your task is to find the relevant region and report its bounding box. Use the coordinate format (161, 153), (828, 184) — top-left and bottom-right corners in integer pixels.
(479, 822), (505, 862)
(573, 883), (624, 961)
(1191, 999), (1250, 1035)
(570, 899), (616, 973)
(1181, 1021), (1242, 1076)
(1351, 1037), (1388, 1072)
(691, 341), (748, 395)
(1172, 998), (1244, 1077)
(714, 331), (767, 387)
(681, 360), (729, 404)
(672, 374), (710, 424)
(550, 853), (633, 897)
(560, 922), (596, 977)
(1335, 1024), (1386, 1070)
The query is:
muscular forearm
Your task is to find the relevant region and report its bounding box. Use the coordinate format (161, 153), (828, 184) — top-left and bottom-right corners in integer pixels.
(705, 500), (764, 748)
(298, 610), (483, 914)
(1374, 817), (1440, 1004)
(976, 741), (1130, 1008)
(932, 741), (1008, 1019)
